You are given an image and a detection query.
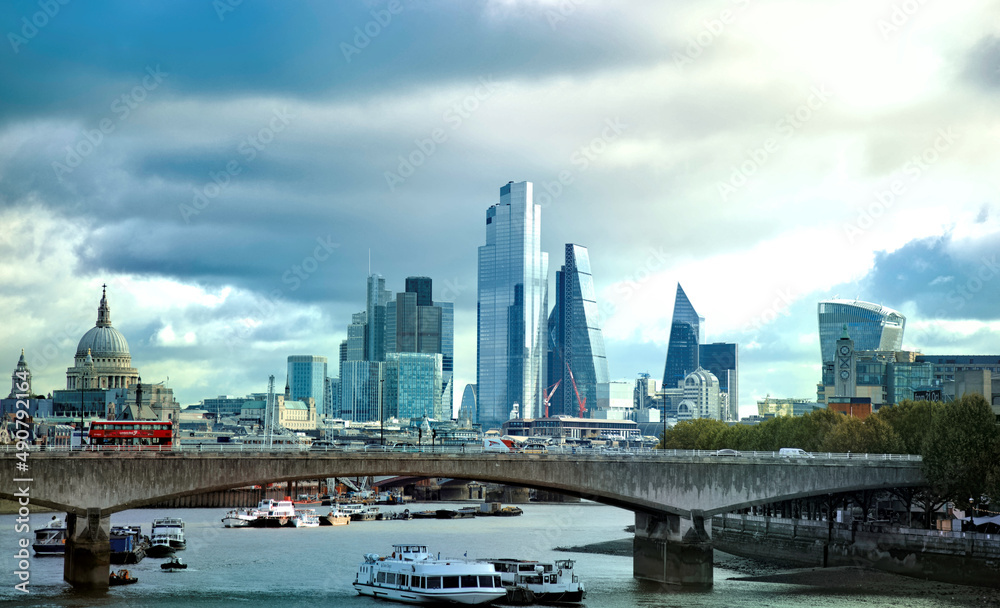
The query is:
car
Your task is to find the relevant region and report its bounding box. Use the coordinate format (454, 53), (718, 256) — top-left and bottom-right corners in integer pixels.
(713, 449), (741, 457)
(519, 444), (549, 454)
(778, 447), (814, 458)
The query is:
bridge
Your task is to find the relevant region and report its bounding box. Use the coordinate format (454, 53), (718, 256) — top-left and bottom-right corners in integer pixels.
(0, 447), (926, 589)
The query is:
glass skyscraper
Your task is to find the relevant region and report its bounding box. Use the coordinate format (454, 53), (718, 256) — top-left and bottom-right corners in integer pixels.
(286, 355), (327, 416)
(698, 343), (738, 421)
(477, 181), (548, 429)
(662, 284), (704, 389)
(547, 244), (609, 418)
(817, 300), (905, 364)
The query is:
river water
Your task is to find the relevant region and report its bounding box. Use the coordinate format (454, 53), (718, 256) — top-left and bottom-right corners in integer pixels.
(2, 502), (998, 607)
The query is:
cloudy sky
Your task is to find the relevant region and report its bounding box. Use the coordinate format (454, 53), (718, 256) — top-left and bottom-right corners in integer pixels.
(1, 0), (998, 418)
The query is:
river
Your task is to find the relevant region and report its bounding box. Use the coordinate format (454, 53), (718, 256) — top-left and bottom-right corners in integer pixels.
(2, 502), (998, 607)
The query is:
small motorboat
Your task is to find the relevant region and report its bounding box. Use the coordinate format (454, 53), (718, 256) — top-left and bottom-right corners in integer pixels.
(109, 569), (139, 586)
(161, 557), (188, 571)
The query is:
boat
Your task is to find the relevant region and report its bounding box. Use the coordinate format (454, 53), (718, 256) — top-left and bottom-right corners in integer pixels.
(480, 558), (586, 604)
(248, 498), (296, 528)
(151, 518), (186, 550)
(221, 507), (258, 528)
(109, 569), (139, 586)
(292, 509), (320, 527)
(161, 556), (188, 571)
(110, 525), (147, 564)
(32, 516), (67, 556)
(342, 504), (379, 522)
(146, 534), (176, 557)
(410, 510), (438, 520)
(320, 509), (351, 526)
(353, 544), (506, 605)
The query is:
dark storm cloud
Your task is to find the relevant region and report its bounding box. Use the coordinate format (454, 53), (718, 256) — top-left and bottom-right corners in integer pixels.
(964, 35), (1000, 90)
(858, 233), (1000, 321)
(0, 1), (667, 125)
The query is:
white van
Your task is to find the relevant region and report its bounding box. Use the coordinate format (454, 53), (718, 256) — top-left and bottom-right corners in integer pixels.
(778, 447), (814, 458)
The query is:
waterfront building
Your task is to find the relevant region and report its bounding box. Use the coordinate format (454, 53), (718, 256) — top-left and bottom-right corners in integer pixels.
(502, 416), (639, 441)
(817, 299), (905, 364)
(286, 355), (328, 416)
(477, 181), (549, 429)
(662, 284), (704, 390)
(698, 343), (738, 421)
(201, 395), (255, 418)
(237, 395), (316, 430)
(756, 397), (824, 417)
(546, 244), (609, 418)
(817, 349), (933, 408)
(591, 381), (634, 420)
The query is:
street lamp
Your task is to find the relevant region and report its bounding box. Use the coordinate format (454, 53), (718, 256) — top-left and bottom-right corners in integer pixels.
(661, 399), (667, 450)
(379, 377), (384, 446)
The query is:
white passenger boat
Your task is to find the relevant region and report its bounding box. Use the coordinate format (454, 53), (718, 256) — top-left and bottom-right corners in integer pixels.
(353, 544), (506, 605)
(32, 516), (67, 556)
(480, 558), (586, 604)
(320, 508), (351, 526)
(292, 509), (320, 528)
(248, 498), (296, 528)
(221, 507), (257, 528)
(150, 518), (185, 551)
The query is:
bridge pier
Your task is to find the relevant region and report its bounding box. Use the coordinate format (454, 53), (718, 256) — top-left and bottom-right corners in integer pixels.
(63, 509), (110, 589)
(634, 510), (713, 587)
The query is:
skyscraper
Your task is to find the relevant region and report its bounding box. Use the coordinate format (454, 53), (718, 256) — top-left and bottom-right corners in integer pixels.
(698, 343), (738, 420)
(816, 299), (905, 364)
(366, 274), (392, 362)
(286, 355), (327, 416)
(662, 284), (704, 389)
(547, 244), (609, 418)
(477, 181), (549, 429)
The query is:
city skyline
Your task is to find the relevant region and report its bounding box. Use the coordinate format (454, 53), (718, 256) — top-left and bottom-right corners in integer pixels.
(1, 2), (998, 418)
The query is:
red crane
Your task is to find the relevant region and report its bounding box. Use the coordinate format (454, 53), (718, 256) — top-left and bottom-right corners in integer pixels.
(566, 363), (587, 418)
(543, 380), (561, 417)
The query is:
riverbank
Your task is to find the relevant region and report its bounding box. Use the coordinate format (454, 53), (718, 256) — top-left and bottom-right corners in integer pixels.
(555, 537), (1000, 606)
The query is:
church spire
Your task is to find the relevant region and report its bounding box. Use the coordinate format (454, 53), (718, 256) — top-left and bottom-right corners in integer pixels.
(97, 283), (111, 328)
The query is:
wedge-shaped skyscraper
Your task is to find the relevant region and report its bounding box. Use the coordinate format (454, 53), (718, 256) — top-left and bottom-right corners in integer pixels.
(662, 284), (704, 389)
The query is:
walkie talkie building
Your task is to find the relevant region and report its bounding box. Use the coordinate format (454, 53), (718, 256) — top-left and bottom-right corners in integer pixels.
(817, 299), (905, 364)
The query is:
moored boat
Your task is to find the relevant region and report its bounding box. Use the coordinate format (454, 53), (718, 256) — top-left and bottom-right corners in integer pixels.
(110, 525), (147, 564)
(292, 509), (320, 527)
(480, 558), (586, 604)
(353, 544), (506, 605)
(151, 517), (186, 550)
(248, 498), (296, 527)
(32, 516), (67, 556)
(319, 509), (351, 526)
(222, 507), (257, 528)
(146, 534), (175, 557)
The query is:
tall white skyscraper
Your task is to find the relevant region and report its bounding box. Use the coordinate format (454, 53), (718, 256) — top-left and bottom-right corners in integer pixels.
(477, 181), (549, 430)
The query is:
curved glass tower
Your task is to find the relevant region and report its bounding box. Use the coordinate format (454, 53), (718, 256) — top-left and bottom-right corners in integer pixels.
(817, 299), (905, 363)
(547, 244), (609, 418)
(662, 284), (704, 389)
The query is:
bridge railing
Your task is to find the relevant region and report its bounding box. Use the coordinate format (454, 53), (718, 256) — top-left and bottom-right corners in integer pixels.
(0, 444), (922, 460)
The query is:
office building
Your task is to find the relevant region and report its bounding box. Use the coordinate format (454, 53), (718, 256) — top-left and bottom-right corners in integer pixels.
(662, 284), (704, 390)
(286, 355), (327, 416)
(477, 181), (549, 429)
(366, 274), (393, 362)
(546, 244), (609, 418)
(339, 360), (387, 422)
(698, 342), (738, 421)
(386, 352), (444, 420)
(817, 299), (905, 364)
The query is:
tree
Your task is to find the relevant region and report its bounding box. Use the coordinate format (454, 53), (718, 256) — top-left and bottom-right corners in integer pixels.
(921, 394), (1000, 505)
(875, 399), (940, 455)
(661, 418), (729, 450)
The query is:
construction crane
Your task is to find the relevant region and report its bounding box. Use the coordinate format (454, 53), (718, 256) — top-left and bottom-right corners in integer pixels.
(543, 380), (561, 417)
(565, 363), (587, 418)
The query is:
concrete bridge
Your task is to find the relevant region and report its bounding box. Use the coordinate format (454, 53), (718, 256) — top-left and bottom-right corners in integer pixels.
(0, 448), (926, 589)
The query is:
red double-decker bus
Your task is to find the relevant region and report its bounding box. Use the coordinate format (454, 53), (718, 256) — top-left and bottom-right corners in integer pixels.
(88, 420), (173, 448)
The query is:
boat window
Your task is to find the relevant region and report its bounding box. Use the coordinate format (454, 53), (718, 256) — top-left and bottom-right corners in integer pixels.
(376, 572), (386, 583)
(478, 575), (494, 588)
(400, 575), (408, 587)
(461, 575), (478, 588)
(426, 577), (442, 589)
(443, 576), (459, 589)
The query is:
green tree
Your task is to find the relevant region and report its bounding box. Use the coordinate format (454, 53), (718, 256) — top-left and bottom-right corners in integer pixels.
(875, 399), (941, 455)
(661, 418), (729, 450)
(820, 414), (904, 454)
(921, 394), (1000, 504)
